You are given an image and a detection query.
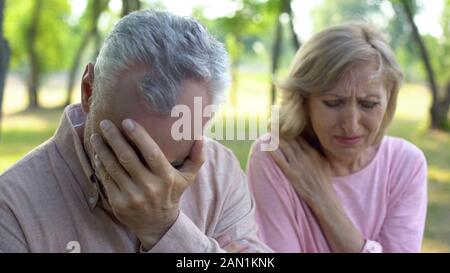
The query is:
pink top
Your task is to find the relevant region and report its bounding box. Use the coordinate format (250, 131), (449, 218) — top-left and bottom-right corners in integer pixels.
(247, 134), (428, 253)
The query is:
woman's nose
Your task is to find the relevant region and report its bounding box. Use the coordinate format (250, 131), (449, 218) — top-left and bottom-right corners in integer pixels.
(340, 106), (360, 134)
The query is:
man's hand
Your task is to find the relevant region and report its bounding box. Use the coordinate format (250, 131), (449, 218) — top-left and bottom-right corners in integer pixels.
(217, 235), (254, 253)
(90, 119), (205, 250)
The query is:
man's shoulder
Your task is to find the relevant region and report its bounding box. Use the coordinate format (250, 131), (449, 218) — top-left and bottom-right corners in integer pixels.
(203, 137), (240, 166)
(193, 137), (245, 188)
(0, 139), (56, 195)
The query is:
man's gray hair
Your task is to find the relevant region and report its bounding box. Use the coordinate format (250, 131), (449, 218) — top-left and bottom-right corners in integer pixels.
(93, 9), (230, 113)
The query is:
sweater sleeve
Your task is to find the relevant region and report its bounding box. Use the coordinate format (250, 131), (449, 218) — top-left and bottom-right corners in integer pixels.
(0, 198), (29, 253)
(376, 149), (428, 252)
(246, 140), (303, 252)
(147, 146), (272, 253)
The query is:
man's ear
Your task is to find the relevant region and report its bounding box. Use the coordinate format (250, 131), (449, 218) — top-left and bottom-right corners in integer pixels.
(81, 63), (95, 114)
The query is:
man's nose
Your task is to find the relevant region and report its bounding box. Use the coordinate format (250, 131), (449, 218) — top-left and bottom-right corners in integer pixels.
(340, 105), (360, 134)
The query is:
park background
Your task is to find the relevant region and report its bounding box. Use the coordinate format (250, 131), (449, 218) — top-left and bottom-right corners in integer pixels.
(0, 0), (449, 252)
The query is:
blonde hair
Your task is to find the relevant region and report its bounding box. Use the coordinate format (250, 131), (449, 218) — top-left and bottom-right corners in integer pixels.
(278, 22), (403, 145)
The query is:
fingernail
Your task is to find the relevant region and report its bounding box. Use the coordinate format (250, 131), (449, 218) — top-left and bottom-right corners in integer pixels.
(100, 120), (110, 130)
(94, 154), (100, 166)
(90, 134), (98, 146)
(122, 119), (135, 132)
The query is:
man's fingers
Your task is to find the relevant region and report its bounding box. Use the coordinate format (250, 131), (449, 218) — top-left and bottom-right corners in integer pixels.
(99, 120), (145, 179)
(92, 150), (121, 202)
(223, 240), (251, 253)
(90, 133), (132, 191)
(217, 235), (251, 253)
(121, 119), (173, 178)
(178, 138), (205, 178)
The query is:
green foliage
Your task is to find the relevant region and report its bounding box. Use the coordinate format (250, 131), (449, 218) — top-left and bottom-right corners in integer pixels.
(433, 0), (450, 85)
(424, 34), (450, 86)
(390, 0), (450, 86)
(4, 0), (76, 72)
(388, 0), (422, 81)
(311, 0), (384, 32)
(194, 0), (280, 63)
(225, 33), (244, 63)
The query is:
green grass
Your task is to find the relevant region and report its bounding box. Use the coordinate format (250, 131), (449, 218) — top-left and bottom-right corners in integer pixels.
(1, 71), (449, 252)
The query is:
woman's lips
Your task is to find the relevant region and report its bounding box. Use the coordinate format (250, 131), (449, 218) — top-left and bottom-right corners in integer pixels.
(334, 136), (362, 145)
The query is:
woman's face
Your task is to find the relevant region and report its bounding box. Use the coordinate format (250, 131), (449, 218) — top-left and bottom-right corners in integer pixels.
(306, 62), (388, 163)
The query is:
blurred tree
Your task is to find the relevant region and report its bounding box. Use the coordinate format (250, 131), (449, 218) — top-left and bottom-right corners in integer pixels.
(0, 0), (9, 138)
(270, 0), (300, 105)
(311, 0), (383, 32)
(425, 0), (450, 130)
(219, 3), (259, 105)
(200, 0), (273, 106)
(386, 1), (422, 81)
(122, 0), (141, 17)
(5, 0), (74, 109)
(25, 0), (42, 109)
(396, 0), (450, 130)
(285, 0), (299, 50)
(65, 0), (110, 106)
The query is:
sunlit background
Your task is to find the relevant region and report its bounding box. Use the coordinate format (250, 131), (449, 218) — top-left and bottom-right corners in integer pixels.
(0, 0), (449, 252)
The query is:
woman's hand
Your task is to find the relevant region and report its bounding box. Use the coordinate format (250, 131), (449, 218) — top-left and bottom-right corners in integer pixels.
(268, 137), (366, 252)
(268, 137), (334, 206)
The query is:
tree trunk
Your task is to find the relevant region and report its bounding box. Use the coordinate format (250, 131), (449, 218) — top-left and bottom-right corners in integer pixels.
(92, 0), (103, 60)
(226, 33), (241, 106)
(65, 0), (109, 106)
(65, 32), (92, 106)
(400, 0), (445, 129)
(284, 0), (300, 50)
(0, 0), (10, 139)
(434, 79), (450, 129)
(122, 0), (141, 17)
(230, 56), (239, 106)
(25, 0), (42, 109)
(270, 8), (284, 105)
(270, 0), (300, 105)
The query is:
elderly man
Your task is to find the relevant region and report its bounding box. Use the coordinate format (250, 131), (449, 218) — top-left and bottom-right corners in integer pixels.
(0, 10), (270, 253)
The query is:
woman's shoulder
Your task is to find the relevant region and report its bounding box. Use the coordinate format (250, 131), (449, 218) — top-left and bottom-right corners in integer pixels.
(381, 136), (425, 161)
(249, 133), (280, 160)
(380, 136), (427, 183)
(379, 136), (427, 204)
(247, 134), (298, 197)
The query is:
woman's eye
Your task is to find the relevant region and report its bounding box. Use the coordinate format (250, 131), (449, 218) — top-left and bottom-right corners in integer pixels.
(323, 100), (343, 108)
(359, 101), (379, 109)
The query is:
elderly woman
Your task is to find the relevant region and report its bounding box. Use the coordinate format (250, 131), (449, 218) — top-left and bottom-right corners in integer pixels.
(247, 23), (427, 253)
